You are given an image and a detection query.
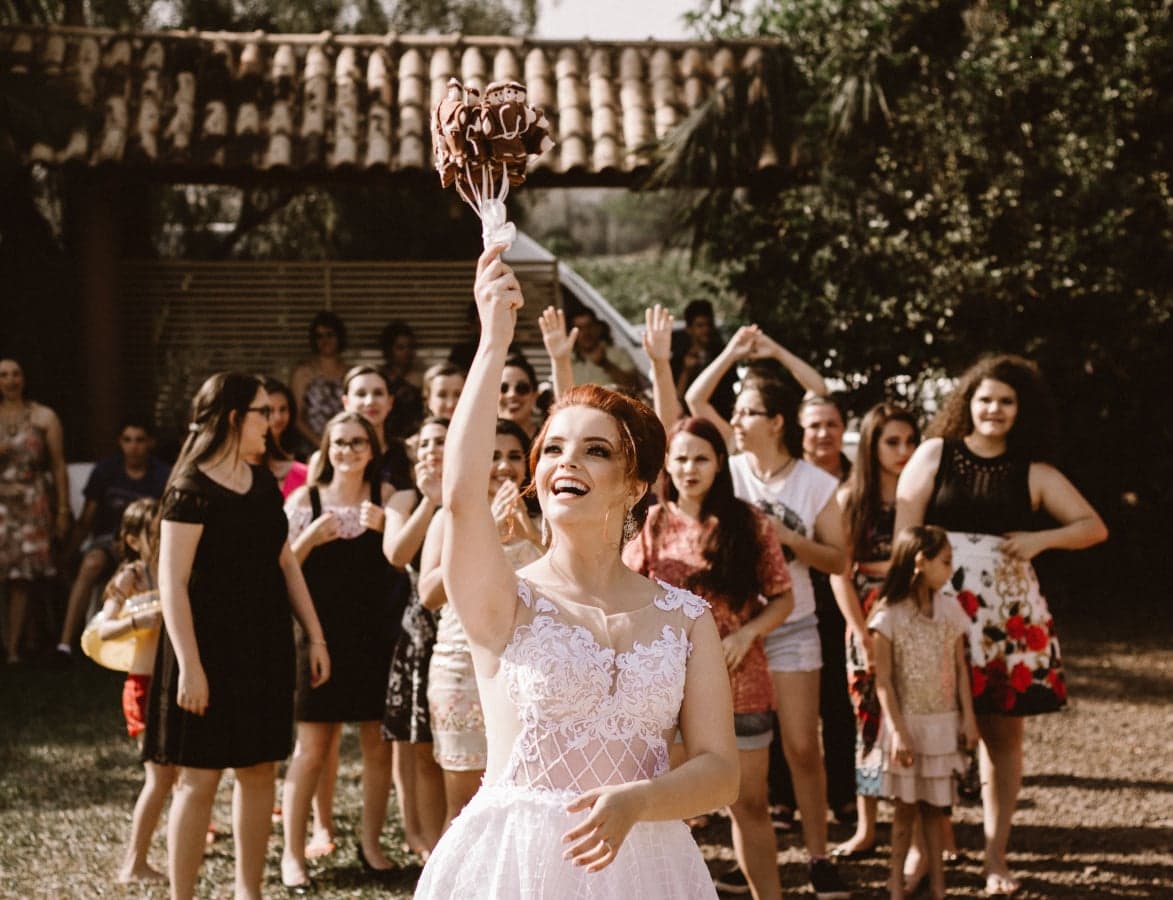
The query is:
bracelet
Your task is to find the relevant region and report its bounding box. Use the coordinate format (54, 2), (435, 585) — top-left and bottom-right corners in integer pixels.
(310, 639), (327, 647)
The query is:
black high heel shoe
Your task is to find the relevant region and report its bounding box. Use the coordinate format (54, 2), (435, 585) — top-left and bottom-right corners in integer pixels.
(357, 843), (396, 883)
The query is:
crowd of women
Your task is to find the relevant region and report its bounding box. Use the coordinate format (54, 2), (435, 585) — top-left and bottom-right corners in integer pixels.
(0, 246), (1107, 900)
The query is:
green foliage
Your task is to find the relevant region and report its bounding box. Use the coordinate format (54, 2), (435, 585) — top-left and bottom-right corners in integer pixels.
(677, 1), (1172, 556)
(565, 249), (743, 326)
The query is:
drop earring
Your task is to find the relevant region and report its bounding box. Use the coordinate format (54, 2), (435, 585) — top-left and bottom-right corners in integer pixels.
(622, 507), (638, 543)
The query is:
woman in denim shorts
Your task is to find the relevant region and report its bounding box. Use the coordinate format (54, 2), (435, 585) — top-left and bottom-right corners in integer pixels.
(687, 332), (852, 900)
(625, 417), (795, 900)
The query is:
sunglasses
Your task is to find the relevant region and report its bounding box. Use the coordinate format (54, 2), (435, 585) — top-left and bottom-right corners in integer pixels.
(500, 381), (533, 397)
(247, 405), (273, 419)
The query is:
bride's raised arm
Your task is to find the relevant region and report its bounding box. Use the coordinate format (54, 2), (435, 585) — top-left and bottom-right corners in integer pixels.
(441, 245), (527, 653)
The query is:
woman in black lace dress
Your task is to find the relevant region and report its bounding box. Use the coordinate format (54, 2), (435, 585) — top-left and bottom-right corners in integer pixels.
(142, 372), (330, 900)
(896, 355), (1106, 896)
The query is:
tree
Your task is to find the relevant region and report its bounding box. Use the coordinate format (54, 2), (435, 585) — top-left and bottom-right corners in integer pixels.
(664, 0), (1172, 600)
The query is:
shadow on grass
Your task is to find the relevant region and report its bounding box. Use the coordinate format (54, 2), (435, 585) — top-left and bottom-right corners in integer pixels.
(1064, 664), (1173, 704)
(1025, 772), (1173, 794)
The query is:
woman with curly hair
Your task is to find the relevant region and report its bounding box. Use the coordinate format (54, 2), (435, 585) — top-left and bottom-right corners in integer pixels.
(830, 403), (919, 859)
(896, 354), (1106, 896)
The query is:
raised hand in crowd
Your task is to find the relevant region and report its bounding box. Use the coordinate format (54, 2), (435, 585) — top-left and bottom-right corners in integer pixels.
(643, 304), (682, 431)
(539, 305), (577, 401)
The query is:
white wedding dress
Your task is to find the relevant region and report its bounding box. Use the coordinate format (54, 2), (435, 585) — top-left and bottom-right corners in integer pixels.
(415, 578), (717, 899)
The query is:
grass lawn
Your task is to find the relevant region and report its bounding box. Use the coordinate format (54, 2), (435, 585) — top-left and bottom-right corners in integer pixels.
(2, 611), (1171, 898)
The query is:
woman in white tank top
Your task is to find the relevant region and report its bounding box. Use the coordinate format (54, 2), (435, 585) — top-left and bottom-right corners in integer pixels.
(686, 327), (852, 899)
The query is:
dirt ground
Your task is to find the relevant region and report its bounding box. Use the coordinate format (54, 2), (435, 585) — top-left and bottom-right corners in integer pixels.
(700, 622), (1173, 898)
(1, 615), (1170, 898)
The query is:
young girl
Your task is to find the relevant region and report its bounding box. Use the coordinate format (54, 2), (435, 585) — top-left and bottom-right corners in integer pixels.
(870, 526), (978, 900)
(830, 403), (919, 858)
(91, 497), (176, 882)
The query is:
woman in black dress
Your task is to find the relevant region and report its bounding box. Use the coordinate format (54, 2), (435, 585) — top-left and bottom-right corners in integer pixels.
(143, 372), (329, 900)
(896, 355), (1107, 896)
(280, 412), (399, 888)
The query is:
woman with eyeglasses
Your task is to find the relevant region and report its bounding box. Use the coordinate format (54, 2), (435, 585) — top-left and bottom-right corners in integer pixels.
(300, 365), (417, 861)
(498, 353), (540, 438)
(280, 411), (401, 890)
(142, 373), (330, 900)
(686, 328), (853, 899)
(290, 311), (349, 455)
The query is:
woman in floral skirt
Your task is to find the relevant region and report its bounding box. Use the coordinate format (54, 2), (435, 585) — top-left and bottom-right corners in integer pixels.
(896, 354), (1107, 896)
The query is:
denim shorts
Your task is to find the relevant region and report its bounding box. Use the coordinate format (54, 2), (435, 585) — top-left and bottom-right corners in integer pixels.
(734, 711), (774, 751)
(763, 613), (823, 673)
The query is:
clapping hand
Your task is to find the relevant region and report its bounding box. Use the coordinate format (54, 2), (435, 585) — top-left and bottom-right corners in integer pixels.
(415, 456), (443, 506)
(725, 324), (762, 360)
(307, 510), (341, 546)
(359, 499), (385, 533)
(539, 306), (579, 360)
(642, 304), (674, 362)
(491, 480), (527, 537)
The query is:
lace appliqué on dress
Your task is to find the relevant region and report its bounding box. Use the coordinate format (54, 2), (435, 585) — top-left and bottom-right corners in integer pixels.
(499, 581), (697, 795)
(653, 580), (710, 620)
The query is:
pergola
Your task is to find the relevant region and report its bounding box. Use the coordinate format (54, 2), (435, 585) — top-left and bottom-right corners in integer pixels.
(1, 24), (793, 454)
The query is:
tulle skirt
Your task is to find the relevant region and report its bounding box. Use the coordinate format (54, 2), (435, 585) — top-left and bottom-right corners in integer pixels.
(415, 783), (717, 899)
(879, 711), (964, 808)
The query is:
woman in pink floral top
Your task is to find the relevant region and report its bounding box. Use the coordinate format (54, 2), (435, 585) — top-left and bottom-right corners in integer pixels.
(624, 417), (795, 900)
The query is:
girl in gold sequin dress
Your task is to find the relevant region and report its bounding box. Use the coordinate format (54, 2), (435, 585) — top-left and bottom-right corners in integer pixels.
(872, 526), (978, 900)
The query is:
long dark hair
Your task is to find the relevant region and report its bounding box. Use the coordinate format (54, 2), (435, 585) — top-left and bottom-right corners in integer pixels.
(310, 411), (382, 487)
(843, 403), (920, 559)
(261, 376), (297, 462)
(737, 372), (804, 458)
(875, 525), (950, 610)
(663, 417), (765, 613)
(166, 372), (263, 491)
(116, 497), (160, 567)
(926, 354), (1057, 462)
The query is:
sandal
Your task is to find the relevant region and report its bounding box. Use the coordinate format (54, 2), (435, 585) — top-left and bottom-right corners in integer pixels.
(830, 842), (876, 860)
(770, 805), (795, 833)
(984, 872), (1020, 896)
(305, 837), (337, 860)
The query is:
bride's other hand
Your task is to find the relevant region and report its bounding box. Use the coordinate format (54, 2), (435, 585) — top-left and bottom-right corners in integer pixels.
(562, 783), (648, 872)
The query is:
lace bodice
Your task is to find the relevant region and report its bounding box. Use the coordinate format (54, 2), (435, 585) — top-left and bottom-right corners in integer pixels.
(485, 579), (708, 795)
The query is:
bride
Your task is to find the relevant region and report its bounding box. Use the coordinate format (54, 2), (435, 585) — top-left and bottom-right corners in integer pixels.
(414, 246), (739, 897)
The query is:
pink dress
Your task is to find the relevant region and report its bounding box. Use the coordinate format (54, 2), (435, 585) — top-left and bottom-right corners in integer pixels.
(415, 579), (717, 898)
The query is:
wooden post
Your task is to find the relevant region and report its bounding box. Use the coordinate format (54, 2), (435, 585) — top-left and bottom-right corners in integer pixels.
(74, 176), (123, 456)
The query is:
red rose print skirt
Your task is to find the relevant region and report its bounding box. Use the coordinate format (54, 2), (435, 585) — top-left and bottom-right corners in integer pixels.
(944, 532), (1066, 716)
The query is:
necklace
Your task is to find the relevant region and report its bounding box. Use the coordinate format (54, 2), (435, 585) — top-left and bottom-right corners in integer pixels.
(0, 404), (29, 438)
(752, 455), (796, 483)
